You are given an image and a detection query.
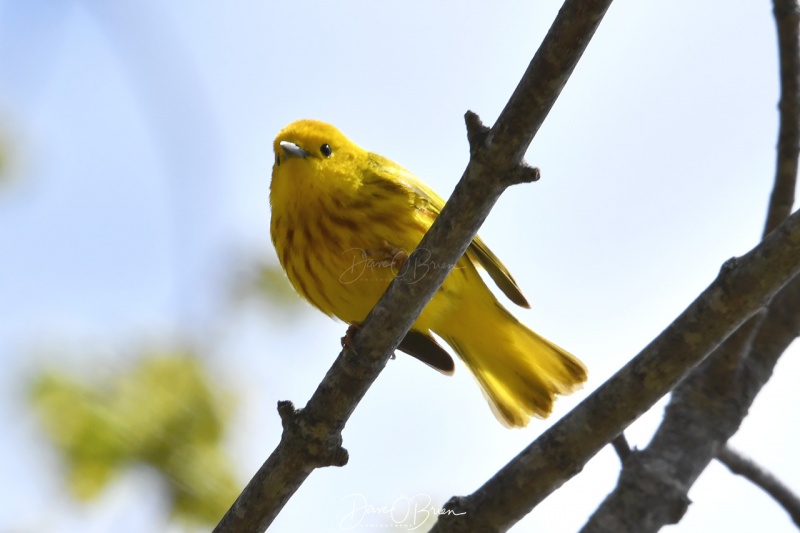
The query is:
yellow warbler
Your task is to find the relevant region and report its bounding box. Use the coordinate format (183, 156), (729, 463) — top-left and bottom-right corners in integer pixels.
(270, 119), (586, 427)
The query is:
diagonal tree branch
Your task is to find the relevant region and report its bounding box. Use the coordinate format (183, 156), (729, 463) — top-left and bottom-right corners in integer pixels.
(431, 206), (800, 533)
(580, 2), (800, 531)
(214, 1), (615, 531)
(716, 446), (800, 527)
(581, 261), (800, 533)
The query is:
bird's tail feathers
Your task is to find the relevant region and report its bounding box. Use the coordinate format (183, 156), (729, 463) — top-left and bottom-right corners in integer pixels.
(443, 305), (586, 428)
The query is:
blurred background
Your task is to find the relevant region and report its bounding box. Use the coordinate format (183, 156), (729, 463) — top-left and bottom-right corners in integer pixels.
(1, 1), (798, 531)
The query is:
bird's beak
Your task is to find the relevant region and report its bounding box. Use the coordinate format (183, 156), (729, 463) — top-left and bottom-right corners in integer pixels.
(280, 141), (309, 159)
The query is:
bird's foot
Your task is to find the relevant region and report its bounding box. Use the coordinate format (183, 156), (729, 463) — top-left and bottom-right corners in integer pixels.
(341, 322), (361, 351)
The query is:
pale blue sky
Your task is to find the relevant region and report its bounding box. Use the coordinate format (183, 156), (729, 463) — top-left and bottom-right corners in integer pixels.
(1, 1), (798, 532)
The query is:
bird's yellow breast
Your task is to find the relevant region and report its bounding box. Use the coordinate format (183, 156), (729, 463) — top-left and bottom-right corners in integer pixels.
(270, 154), (429, 323)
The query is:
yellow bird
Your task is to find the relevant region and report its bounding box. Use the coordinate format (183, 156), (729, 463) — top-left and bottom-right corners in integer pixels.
(270, 119), (586, 427)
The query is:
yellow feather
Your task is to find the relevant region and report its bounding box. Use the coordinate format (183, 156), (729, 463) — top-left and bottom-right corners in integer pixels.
(270, 119), (587, 427)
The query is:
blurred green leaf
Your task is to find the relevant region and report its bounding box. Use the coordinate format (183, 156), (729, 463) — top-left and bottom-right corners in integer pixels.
(30, 349), (239, 525)
(0, 126), (10, 191)
(0, 118), (24, 193)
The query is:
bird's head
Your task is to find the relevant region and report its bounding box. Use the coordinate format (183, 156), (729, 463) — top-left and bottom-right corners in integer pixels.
(272, 119), (363, 183)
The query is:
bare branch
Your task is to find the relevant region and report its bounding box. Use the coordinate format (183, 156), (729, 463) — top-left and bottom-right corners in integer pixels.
(611, 433), (632, 463)
(213, 1), (615, 531)
(580, 313), (768, 532)
(579, 234), (800, 533)
(717, 446), (800, 527)
(431, 210), (800, 533)
(765, 0), (800, 236)
(580, 2), (800, 531)
(489, 0), (614, 162)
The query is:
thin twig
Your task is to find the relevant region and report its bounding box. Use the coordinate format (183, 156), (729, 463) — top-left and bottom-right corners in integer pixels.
(765, 0), (800, 236)
(717, 446), (800, 527)
(611, 433), (631, 463)
(213, 1), (614, 530)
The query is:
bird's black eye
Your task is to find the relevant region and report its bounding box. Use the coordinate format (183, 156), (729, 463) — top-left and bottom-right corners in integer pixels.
(275, 152), (280, 166)
(320, 144), (332, 157)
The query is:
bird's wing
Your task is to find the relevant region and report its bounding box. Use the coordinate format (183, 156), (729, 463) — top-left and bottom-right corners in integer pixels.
(365, 153), (530, 308)
(466, 235), (530, 308)
(398, 330), (455, 375)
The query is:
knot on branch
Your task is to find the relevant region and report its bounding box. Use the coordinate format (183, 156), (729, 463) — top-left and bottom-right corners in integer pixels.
(303, 435), (349, 468)
(465, 110), (490, 156)
(719, 256), (739, 275)
(516, 163), (541, 183)
(464, 110), (541, 186)
(276, 400), (350, 467)
(277, 400), (299, 430)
